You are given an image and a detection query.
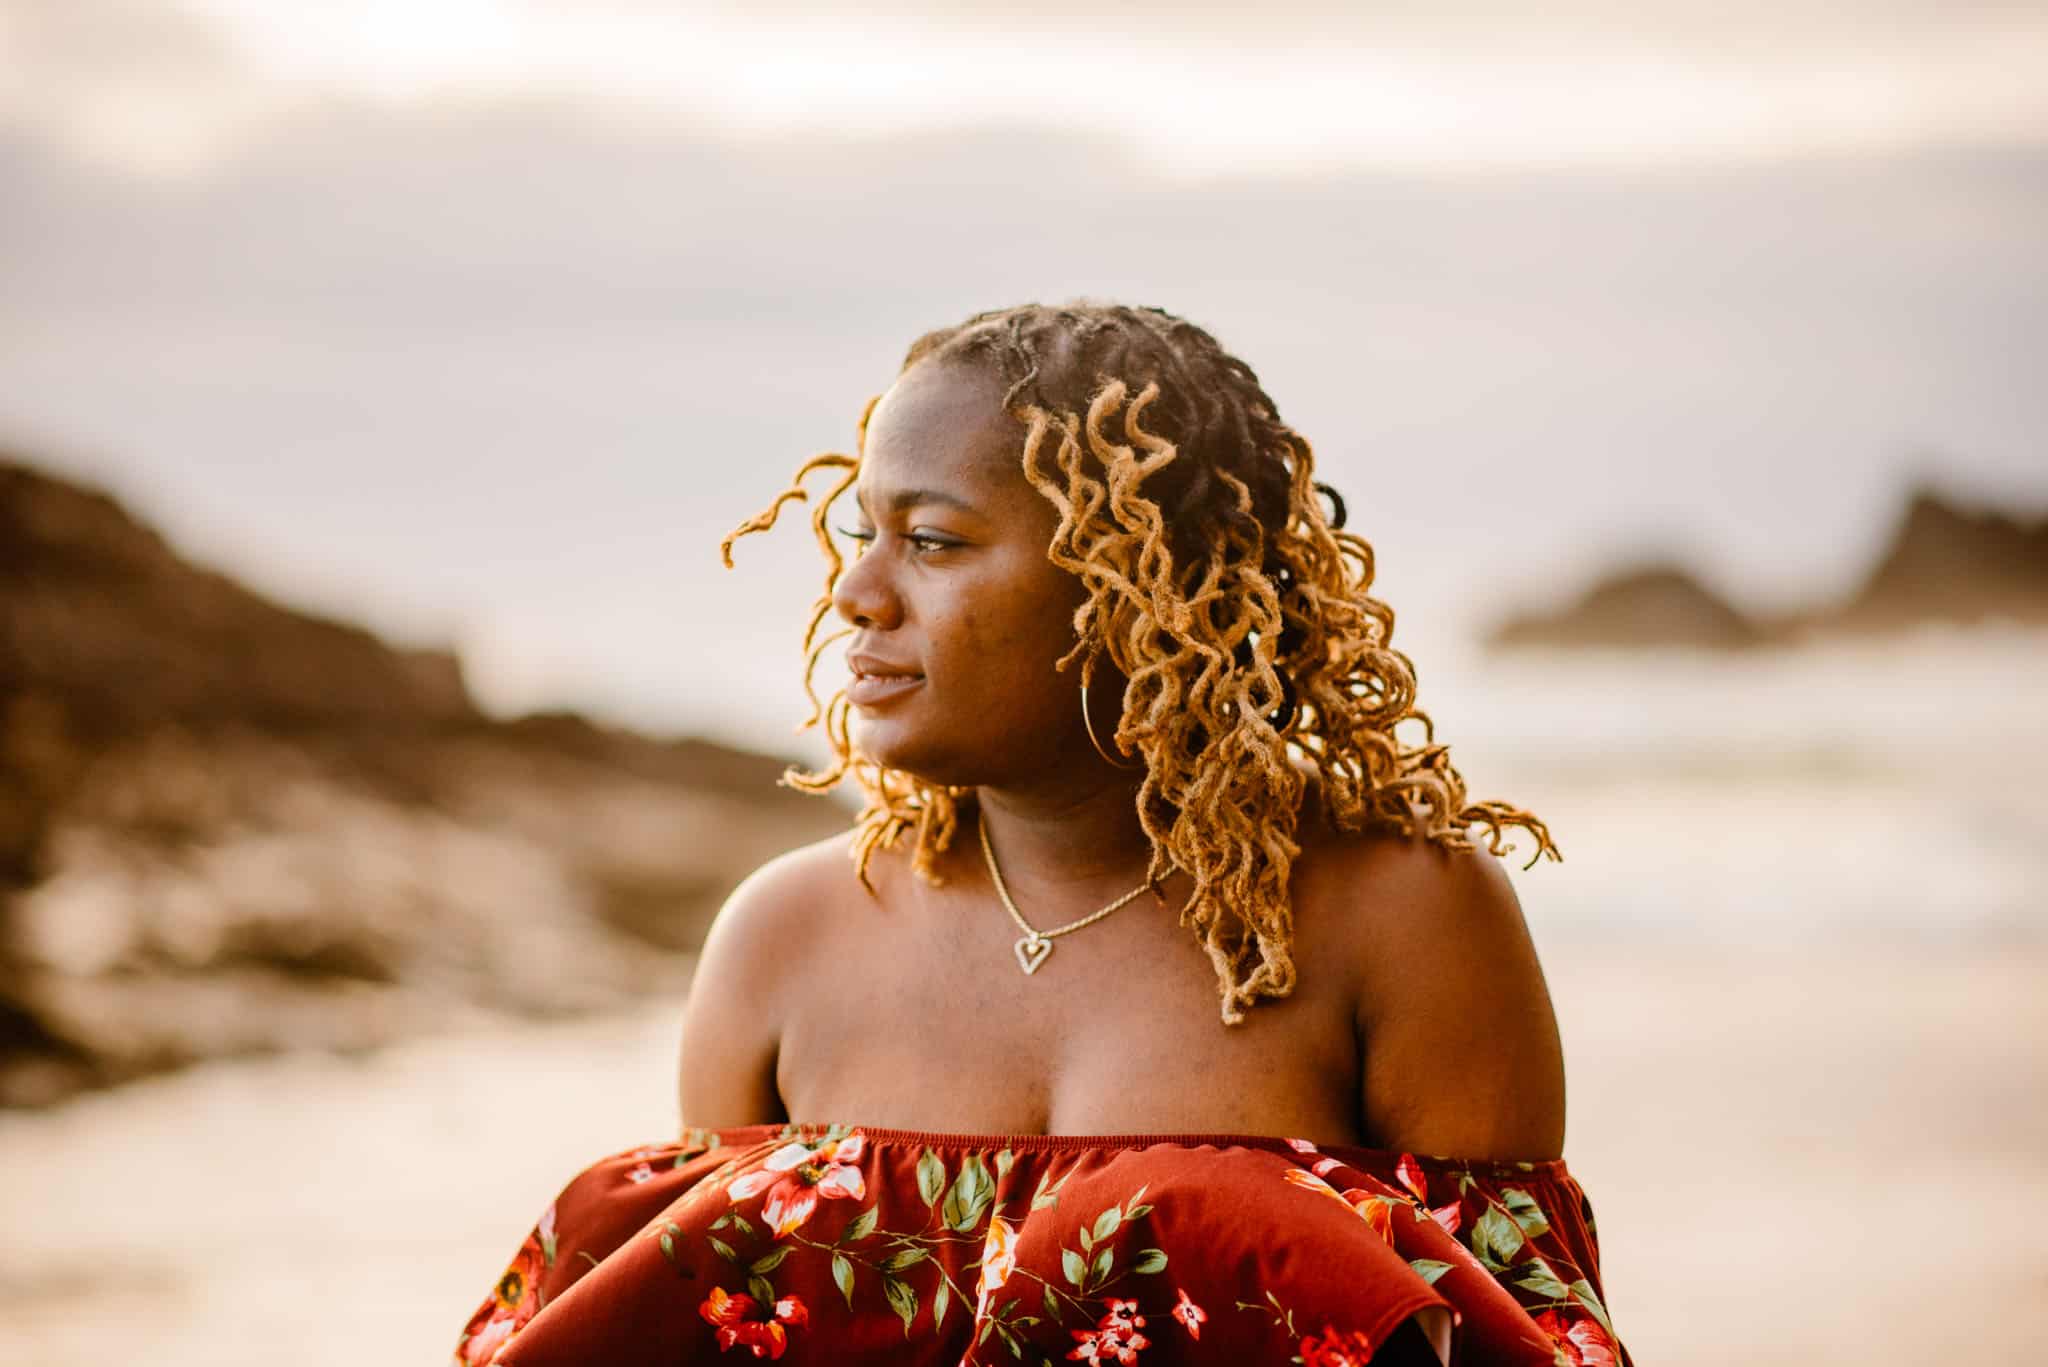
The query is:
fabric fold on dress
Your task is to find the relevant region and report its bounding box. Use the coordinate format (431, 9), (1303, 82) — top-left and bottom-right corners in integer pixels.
(455, 1125), (1630, 1366)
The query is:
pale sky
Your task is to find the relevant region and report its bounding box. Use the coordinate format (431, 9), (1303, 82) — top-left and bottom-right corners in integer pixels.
(6, 0), (2048, 175)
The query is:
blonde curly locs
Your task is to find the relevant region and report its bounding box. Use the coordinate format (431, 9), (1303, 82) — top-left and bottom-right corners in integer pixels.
(722, 302), (1558, 1024)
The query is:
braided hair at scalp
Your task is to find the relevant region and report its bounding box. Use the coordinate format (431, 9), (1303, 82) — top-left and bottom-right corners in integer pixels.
(722, 302), (1558, 1025)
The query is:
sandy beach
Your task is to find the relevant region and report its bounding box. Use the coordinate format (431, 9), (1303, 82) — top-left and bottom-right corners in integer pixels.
(3, 935), (2041, 1366)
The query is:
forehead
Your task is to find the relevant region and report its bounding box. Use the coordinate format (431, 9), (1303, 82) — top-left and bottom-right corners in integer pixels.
(858, 360), (1028, 504)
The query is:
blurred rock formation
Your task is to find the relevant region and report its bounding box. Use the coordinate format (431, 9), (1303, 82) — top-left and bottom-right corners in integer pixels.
(1488, 564), (1767, 651)
(1830, 490), (2048, 631)
(1488, 486), (2048, 650)
(0, 460), (845, 1106)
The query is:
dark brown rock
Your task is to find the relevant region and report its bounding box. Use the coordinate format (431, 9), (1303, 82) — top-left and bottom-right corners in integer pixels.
(1488, 563), (1767, 651)
(1833, 488), (2048, 630)
(0, 460), (477, 736)
(0, 458), (846, 1106)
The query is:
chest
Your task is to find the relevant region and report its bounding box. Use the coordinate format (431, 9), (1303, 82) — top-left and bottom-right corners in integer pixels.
(773, 874), (1366, 1141)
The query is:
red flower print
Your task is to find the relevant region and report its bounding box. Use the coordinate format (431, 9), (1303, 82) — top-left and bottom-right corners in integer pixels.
(1284, 1167), (1401, 1244)
(457, 1239), (543, 1364)
(1283, 1167), (1351, 1207)
(459, 1313), (516, 1366)
(1343, 1191), (1397, 1244)
(726, 1133), (867, 1237)
(1395, 1153), (1463, 1235)
(1068, 1330), (1107, 1364)
(699, 1286), (810, 1359)
(1534, 1310), (1618, 1367)
(492, 1242), (543, 1314)
(1068, 1324), (1148, 1365)
(1083, 1299), (1150, 1363)
(1297, 1326), (1380, 1367)
(1170, 1287), (1206, 1340)
(974, 1215), (1019, 1318)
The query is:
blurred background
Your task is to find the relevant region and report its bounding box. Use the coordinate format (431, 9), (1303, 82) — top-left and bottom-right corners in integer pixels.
(2, 1), (2045, 1363)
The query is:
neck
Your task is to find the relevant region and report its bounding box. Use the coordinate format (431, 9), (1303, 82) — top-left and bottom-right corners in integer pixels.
(971, 766), (1155, 900)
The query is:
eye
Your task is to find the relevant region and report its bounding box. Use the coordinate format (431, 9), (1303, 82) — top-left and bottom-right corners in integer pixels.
(906, 531), (958, 554)
(833, 524), (875, 544)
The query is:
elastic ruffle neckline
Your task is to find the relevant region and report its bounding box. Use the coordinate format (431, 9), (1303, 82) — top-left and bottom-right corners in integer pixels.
(694, 1122), (1573, 1181)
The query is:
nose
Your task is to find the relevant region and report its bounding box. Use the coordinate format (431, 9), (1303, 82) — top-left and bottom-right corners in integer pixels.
(831, 540), (903, 631)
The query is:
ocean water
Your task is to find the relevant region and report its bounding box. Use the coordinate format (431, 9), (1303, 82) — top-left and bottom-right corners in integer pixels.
(1429, 627), (2048, 944)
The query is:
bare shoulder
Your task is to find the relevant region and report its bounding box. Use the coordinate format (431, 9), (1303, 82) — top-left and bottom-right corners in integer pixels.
(1299, 822), (1535, 980)
(699, 831), (865, 981)
(1297, 817), (1567, 1159)
(676, 831), (861, 1126)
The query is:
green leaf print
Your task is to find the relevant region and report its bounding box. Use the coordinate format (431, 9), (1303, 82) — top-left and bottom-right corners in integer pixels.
(659, 1230), (676, 1263)
(1043, 1286), (1061, 1320)
(883, 1274), (919, 1334)
(1570, 1279), (1616, 1335)
(1089, 1244), (1113, 1285)
(1091, 1207), (1123, 1242)
(1407, 1258), (1455, 1286)
(748, 1274), (775, 1305)
(917, 1150), (947, 1207)
(1502, 1188), (1552, 1238)
(942, 1154), (996, 1233)
(1471, 1207), (1525, 1269)
(882, 1248), (929, 1271)
(831, 1254), (855, 1310)
(933, 1277), (952, 1328)
(995, 1148), (1015, 1178)
(840, 1206), (879, 1244)
(1513, 1257), (1570, 1300)
(1132, 1248), (1168, 1275)
(1062, 1248), (1086, 1286)
(708, 1237), (738, 1263)
(749, 1247), (791, 1274)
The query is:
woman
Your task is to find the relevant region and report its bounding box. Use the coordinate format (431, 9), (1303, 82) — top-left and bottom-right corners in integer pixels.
(454, 304), (1629, 1366)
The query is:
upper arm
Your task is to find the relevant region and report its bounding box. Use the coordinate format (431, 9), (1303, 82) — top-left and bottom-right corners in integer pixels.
(676, 840), (843, 1128)
(1351, 840), (1567, 1160)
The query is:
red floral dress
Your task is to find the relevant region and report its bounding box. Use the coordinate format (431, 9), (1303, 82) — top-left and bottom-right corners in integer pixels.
(455, 1126), (1629, 1366)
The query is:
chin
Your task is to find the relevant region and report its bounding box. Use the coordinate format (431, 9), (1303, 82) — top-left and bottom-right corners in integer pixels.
(848, 716), (949, 785)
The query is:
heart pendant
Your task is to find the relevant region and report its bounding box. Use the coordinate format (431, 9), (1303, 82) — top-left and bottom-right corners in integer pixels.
(1014, 935), (1052, 975)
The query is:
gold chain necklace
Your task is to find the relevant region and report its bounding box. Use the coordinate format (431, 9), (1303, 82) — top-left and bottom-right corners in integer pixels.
(978, 811), (1154, 976)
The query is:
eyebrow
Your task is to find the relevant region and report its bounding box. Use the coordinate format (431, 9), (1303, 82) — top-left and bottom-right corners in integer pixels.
(857, 486), (983, 518)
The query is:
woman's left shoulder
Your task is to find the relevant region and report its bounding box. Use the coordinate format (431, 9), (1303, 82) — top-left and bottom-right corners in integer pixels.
(1293, 795), (1566, 1158)
(1291, 789), (1528, 953)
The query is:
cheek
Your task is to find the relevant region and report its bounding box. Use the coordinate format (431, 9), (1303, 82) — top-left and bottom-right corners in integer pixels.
(951, 576), (1084, 680)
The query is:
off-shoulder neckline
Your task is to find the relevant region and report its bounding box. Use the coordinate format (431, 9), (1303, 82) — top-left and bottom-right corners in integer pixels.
(692, 1122), (1574, 1181)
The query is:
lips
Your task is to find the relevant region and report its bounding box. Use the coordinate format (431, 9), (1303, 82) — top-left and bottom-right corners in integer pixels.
(846, 650), (923, 707)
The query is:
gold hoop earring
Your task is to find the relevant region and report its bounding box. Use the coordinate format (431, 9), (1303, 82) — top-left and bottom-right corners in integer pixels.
(1081, 684), (1141, 770)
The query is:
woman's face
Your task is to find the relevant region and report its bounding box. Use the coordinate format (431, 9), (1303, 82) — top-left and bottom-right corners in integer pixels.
(831, 359), (1096, 788)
